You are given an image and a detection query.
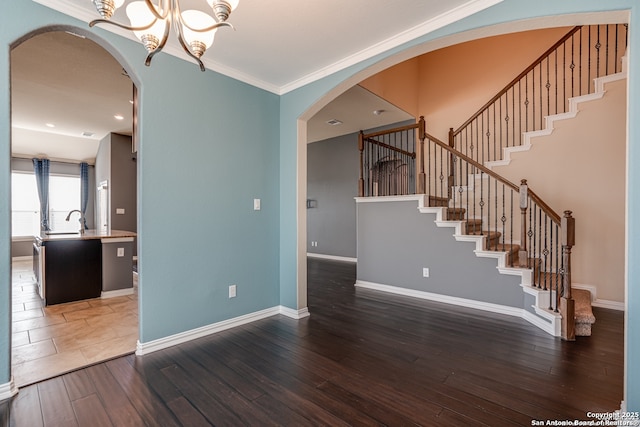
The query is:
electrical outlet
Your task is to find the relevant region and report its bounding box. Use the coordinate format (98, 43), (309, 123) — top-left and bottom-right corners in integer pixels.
(423, 268), (429, 278)
(229, 284), (237, 298)
(253, 199), (261, 210)
(116, 208), (125, 214)
(117, 247), (125, 257)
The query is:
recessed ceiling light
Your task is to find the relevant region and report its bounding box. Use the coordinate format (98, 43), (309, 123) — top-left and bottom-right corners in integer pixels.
(81, 131), (95, 138)
(45, 123), (55, 128)
(114, 114), (124, 120)
(373, 109), (385, 115)
(326, 119), (343, 126)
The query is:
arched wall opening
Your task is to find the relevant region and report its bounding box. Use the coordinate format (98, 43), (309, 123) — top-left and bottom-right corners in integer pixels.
(294, 7), (630, 397)
(7, 24), (141, 389)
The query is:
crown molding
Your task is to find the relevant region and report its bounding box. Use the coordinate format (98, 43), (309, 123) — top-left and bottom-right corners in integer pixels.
(32, 0), (503, 95)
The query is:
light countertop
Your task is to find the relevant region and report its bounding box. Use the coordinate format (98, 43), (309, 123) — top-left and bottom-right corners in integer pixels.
(37, 229), (137, 243)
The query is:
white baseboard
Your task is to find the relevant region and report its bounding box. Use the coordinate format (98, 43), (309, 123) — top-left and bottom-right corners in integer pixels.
(307, 253), (357, 263)
(572, 283), (625, 311)
(11, 256), (32, 263)
(136, 305), (306, 356)
(355, 280), (523, 317)
(0, 377), (18, 401)
(355, 280), (559, 336)
(101, 288), (134, 299)
(279, 305), (310, 319)
(591, 299), (625, 311)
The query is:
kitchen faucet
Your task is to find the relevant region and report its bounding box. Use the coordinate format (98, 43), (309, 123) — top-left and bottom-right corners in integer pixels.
(65, 209), (86, 235)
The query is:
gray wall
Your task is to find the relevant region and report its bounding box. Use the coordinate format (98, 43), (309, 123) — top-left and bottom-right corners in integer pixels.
(356, 199), (524, 308)
(307, 133), (359, 258)
(95, 133), (137, 255)
(307, 120), (415, 259)
(10, 157), (95, 257)
(102, 239), (134, 291)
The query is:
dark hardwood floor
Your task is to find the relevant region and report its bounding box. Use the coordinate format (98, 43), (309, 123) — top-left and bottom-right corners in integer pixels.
(1, 258), (624, 426)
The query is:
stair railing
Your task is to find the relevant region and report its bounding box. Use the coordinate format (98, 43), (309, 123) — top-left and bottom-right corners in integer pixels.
(358, 117), (576, 340)
(450, 24), (628, 165)
(422, 121), (576, 340)
(358, 120), (420, 197)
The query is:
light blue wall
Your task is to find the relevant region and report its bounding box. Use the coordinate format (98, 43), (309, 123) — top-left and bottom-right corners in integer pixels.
(280, 0), (639, 409)
(1, 1), (279, 387)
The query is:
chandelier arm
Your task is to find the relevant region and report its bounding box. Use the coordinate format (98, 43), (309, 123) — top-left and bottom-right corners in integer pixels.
(143, 0), (170, 21)
(176, 31), (206, 71)
(89, 17), (161, 33)
(173, 5), (206, 71)
(144, 13), (172, 66)
(181, 20), (234, 34)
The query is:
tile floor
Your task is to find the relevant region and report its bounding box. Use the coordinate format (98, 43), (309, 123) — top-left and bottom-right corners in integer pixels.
(11, 259), (138, 387)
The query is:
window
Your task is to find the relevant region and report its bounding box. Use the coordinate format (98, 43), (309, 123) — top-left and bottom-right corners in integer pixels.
(11, 172), (81, 237)
(11, 172), (39, 237)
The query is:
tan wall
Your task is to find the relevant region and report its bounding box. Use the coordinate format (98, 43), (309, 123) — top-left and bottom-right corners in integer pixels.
(492, 78), (626, 303)
(359, 56), (420, 117)
(361, 27), (571, 141)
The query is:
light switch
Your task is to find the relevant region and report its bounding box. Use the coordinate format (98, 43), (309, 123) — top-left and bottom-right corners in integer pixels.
(117, 247), (125, 257)
(253, 199), (261, 211)
(116, 208), (125, 214)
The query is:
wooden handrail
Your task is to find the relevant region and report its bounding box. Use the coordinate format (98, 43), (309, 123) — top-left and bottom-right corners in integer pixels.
(363, 123), (419, 139)
(424, 131), (519, 192)
(426, 131), (565, 228)
(364, 137), (416, 159)
(527, 187), (562, 225)
(453, 26), (583, 135)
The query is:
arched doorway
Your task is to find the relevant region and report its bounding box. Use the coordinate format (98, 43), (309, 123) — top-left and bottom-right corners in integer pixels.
(9, 26), (140, 387)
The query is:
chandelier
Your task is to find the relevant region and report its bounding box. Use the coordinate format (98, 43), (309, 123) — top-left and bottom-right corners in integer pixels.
(89, 0), (239, 71)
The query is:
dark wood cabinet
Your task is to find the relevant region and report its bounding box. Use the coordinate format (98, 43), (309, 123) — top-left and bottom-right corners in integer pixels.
(43, 239), (102, 305)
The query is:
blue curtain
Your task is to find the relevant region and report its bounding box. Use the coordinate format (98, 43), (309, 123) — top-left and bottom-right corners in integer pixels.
(80, 162), (89, 230)
(32, 158), (50, 231)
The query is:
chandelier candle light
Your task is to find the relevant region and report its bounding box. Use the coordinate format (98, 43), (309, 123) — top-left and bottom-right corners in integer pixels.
(89, 0), (239, 71)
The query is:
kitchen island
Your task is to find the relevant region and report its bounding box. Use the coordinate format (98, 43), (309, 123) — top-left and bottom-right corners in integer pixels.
(34, 229), (137, 306)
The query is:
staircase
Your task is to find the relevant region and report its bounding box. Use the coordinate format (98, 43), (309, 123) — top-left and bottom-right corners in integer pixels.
(357, 24), (628, 340)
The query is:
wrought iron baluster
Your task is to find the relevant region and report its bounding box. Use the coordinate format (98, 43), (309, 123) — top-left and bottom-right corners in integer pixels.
(571, 33), (576, 98)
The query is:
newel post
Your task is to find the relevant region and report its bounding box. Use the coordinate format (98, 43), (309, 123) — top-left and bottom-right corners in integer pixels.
(519, 179), (529, 269)
(560, 210), (576, 341)
(358, 130), (365, 197)
(447, 127), (455, 199)
(417, 117), (426, 194)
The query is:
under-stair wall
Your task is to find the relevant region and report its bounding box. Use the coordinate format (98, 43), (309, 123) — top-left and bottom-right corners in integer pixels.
(355, 196), (558, 334)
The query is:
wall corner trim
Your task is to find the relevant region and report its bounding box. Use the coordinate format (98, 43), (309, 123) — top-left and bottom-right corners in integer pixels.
(0, 377), (18, 401)
(279, 306), (311, 319)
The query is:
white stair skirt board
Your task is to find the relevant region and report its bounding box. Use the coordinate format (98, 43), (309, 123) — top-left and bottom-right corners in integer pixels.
(136, 305), (309, 356)
(307, 253), (357, 263)
(0, 377), (18, 401)
(485, 69), (628, 170)
(101, 288), (134, 298)
(355, 280), (558, 337)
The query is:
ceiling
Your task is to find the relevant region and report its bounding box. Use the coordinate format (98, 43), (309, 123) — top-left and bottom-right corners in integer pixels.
(33, 0), (501, 94)
(12, 0), (501, 162)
